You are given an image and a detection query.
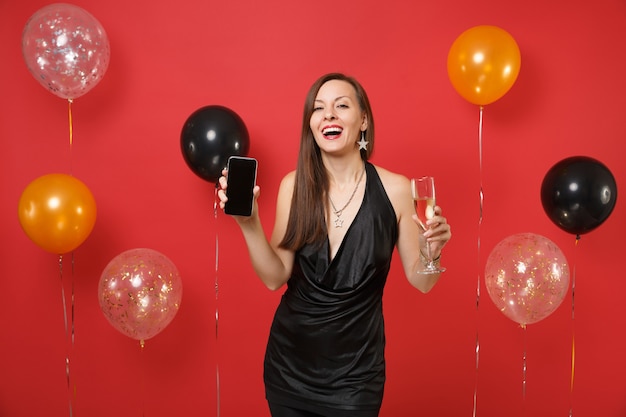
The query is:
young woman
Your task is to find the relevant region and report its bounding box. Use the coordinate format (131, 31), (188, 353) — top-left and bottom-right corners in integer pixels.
(218, 73), (452, 417)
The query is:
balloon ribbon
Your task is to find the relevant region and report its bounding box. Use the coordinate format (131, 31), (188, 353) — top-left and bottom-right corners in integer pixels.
(61, 100), (76, 416)
(67, 99), (74, 174)
(59, 254), (76, 417)
(472, 105), (484, 417)
(68, 99), (74, 146)
(214, 183), (221, 417)
(140, 340), (146, 417)
(522, 324), (527, 413)
(569, 235), (579, 416)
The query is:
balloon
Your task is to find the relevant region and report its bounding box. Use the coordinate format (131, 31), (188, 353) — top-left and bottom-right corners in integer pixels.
(541, 156), (617, 236)
(180, 105), (250, 183)
(447, 25), (521, 106)
(18, 173), (97, 254)
(99, 248), (183, 343)
(485, 233), (570, 326)
(22, 4), (110, 100)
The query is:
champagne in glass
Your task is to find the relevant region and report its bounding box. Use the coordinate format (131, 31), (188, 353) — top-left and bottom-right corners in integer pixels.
(411, 176), (445, 274)
(414, 196), (435, 230)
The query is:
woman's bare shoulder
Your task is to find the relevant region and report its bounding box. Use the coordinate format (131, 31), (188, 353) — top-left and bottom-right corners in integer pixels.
(275, 170), (297, 202)
(279, 170), (296, 189)
(371, 164), (410, 196)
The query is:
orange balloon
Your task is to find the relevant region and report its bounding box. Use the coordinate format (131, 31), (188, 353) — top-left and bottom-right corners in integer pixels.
(447, 25), (521, 106)
(18, 173), (97, 254)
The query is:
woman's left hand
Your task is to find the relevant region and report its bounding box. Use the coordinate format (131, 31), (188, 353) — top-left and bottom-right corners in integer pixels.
(413, 205), (451, 259)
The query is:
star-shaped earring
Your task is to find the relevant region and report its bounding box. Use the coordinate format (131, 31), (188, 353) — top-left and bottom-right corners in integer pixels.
(357, 133), (368, 151)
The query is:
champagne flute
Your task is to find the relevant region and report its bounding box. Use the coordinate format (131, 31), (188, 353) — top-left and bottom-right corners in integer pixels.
(411, 176), (446, 274)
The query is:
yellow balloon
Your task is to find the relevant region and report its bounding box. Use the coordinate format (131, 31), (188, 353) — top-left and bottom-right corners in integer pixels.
(18, 173), (97, 254)
(447, 25), (521, 106)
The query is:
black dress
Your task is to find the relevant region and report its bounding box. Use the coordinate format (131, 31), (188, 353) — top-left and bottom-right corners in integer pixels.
(264, 162), (399, 414)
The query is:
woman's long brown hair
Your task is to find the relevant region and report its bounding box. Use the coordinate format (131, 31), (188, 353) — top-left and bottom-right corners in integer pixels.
(279, 73), (375, 250)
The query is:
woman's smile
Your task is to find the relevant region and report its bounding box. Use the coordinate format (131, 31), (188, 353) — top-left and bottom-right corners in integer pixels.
(322, 124), (343, 139)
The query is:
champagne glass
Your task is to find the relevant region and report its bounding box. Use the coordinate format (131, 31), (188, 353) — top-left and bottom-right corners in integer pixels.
(411, 176), (445, 274)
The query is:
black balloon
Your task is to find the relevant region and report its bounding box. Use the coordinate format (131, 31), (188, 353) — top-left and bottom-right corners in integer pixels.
(180, 105), (250, 183)
(541, 156), (617, 235)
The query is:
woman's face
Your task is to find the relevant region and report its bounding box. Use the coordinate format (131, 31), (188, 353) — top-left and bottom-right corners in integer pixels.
(310, 79), (367, 155)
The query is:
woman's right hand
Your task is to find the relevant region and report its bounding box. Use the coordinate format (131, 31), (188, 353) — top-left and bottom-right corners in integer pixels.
(217, 168), (261, 222)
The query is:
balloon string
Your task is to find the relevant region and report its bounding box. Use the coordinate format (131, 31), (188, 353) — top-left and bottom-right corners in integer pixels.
(140, 340), (146, 417)
(70, 252), (76, 408)
(70, 252), (75, 345)
(522, 324), (527, 414)
(472, 105), (484, 417)
(65, 98), (77, 409)
(214, 183), (221, 417)
(59, 255), (74, 417)
(478, 106), (484, 224)
(68, 99), (74, 173)
(569, 235), (579, 417)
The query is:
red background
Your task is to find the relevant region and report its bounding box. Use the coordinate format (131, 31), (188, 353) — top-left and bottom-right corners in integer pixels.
(1, 0), (625, 416)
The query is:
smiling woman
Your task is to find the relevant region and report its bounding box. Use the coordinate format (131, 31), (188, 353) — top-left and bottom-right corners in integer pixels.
(217, 73), (451, 416)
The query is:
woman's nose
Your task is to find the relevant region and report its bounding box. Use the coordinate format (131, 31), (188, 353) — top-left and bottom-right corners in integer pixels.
(325, 109), (336, 120)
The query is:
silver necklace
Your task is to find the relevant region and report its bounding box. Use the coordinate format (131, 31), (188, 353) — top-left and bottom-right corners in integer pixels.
(328, 164), (365, 228)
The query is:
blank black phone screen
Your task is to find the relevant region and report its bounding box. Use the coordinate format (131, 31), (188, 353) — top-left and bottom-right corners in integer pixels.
(224, 156), (257, 216)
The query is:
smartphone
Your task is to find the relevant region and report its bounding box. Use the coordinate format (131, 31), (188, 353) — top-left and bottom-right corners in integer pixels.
(224, 156), (257, 216)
